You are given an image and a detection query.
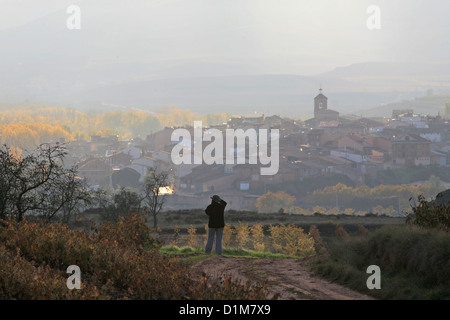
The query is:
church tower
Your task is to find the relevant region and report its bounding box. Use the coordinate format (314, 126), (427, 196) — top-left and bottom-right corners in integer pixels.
(314, 87), (328, 119)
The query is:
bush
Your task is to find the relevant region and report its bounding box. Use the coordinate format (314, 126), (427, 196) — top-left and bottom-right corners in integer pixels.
(335, 225), (351, 242)
(407, 195), (450, 232)
(222, 224), (234, 248)
(358, 224), (370, 237)
(0, 214), (270, 300)
(97, 214), (160, 250)
(269, 224), (315, 257)
(308, 225), (325, 253)
(0, 244), (105, 299)
(235, 222), (251, 249)
(250, 223), (265, 252)
(187, 225), (198, 249)
(311, 225), (450, 299)
(255, 191), (296, 213)
(365, 226), (450, 286)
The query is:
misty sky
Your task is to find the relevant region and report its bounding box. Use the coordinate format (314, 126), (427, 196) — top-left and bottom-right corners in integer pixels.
(1, 0), (449, 75)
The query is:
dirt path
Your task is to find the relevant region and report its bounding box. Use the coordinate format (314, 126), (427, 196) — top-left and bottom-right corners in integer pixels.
(191, 256), (374, 300)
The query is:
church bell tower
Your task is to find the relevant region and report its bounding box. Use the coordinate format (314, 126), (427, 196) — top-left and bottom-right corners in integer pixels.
(314, 87), (328, 119)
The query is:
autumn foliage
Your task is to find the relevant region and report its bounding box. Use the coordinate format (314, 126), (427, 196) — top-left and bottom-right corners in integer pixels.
(269, 224), (316, 257)
(0, 105), (231, 150)
(255, 191), (296, 213)
(305, 182), (443, 211)
(0, 214), (270, 300)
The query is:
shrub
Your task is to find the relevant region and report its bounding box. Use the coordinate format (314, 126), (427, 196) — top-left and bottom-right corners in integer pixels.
(250, 223), (265, 252)
(309, 225), (325, 253)
(222, 224), (233, 248)
(358, 224), (370, 237)
(187, 225), (198, 249)
(203, 224), (208, 247)
(335, 225), (351, 242)
(326, 207), (340, 216)
(97, 214), (159, 250)
(312, 206), (326, 214)
(0, 215), (271, 300)
(269, 224), (315, 257)
(0, 244), (106, 300)
(365, 226), (450, 285)
(407, 195), (450, 232)
(255, 191), (296, 213)
(235, 222), (251, 249)
(344, 208), (355, 216)
(172, 224), (180, 246)
(312, 225), (450, 299)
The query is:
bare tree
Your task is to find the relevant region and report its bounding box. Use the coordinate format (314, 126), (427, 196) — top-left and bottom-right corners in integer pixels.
(142, 169), (170, 229)
(0, 143), (91, 223)
(52, 169), (92, 223)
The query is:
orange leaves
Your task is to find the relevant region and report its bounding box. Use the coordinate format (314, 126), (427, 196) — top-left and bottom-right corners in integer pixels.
(335, 225), (351, 242)
(98, 214), (158, 251)
(0, 123), (72, 150)
(269, 224), (316, 257)
(306, 183), (439, 210)
(235, 222), (251, 249)
(0, 243), (104, 300)
(222, 224), (233, 248)
(255, 191), (296, 214)
(0, 214), (271, 300)
(250, 223), (265, 252)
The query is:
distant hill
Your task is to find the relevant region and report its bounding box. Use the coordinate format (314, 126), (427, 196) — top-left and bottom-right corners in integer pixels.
(64, 75), (406, 117)
(0, 4), (449, 117)
(320, 62), (450, 83)
(360, 93), (450, 118)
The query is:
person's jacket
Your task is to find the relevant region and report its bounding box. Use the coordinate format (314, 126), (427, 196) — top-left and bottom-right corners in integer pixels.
(205, 200), (227, 228)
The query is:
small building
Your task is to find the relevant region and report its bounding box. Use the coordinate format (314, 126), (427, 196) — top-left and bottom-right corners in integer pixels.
(307, 129), (335, 148)
(77, 157), (110, 187)
(108, 152), (133, 167)
(391, 134), (431, 166)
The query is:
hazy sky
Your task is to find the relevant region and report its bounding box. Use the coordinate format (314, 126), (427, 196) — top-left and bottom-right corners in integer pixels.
(1, 0), (449, 75)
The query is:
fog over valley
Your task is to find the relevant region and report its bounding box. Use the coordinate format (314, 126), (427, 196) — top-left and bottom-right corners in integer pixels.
(1, 0), (449, 117)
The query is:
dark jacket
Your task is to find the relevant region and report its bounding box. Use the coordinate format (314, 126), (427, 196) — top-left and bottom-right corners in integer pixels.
(205, 200), (227, 228)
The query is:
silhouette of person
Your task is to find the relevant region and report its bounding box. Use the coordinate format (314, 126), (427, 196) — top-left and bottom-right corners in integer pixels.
(205, 195), (227, 254)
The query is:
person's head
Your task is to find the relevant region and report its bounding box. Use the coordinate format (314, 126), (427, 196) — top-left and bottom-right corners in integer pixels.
(210, 195), (222, 204)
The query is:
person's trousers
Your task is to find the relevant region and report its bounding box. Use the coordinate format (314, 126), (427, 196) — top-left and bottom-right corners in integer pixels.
(205, 227), (224, 254)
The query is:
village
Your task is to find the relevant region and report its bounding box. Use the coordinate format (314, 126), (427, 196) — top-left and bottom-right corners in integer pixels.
(66, 89), (450, 212)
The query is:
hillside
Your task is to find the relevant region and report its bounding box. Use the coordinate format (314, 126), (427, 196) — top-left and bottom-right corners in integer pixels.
(361, 93), (450, 118)
(1, 3), (449, 117)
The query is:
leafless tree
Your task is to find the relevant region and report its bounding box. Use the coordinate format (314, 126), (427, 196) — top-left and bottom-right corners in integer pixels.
(52, 169), (92, 223)
(0, 143), (91, 223)
(142, 169), (170, 228)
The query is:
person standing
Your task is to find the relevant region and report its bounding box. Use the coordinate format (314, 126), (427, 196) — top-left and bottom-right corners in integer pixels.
(205, 195), (227, 255)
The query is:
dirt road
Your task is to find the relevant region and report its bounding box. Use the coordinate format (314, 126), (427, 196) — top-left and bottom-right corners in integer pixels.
(191, 256), (374, 300)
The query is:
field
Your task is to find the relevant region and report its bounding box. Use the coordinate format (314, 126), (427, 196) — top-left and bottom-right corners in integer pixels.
(152, 209), (449, 300)
(154, 209), (404, 234)
(2, 207), (448, 300)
